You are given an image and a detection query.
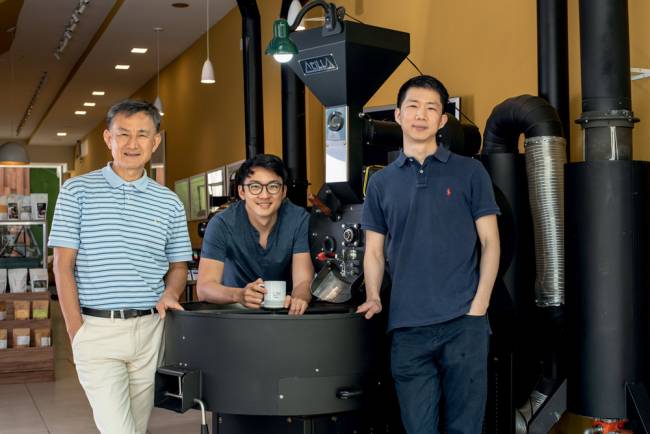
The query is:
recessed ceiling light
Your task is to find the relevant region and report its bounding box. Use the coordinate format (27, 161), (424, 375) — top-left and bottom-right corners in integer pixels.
(131, 47), (148, 54)
(172, 2), (189, 8)
(57, 132), (67, 137)
(92, 91), (105, 96)
(75, 110), (87, 115)
(83, 102), (96, 107)
(115, 64), (130, 70)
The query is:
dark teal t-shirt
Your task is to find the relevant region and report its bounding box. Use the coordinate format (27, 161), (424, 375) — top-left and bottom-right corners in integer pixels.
(201, 200), (310, 289)
(361, 147), (500, 332)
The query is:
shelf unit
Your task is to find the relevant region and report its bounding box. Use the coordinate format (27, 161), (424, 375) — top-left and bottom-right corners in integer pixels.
(0, 220), (53, 384)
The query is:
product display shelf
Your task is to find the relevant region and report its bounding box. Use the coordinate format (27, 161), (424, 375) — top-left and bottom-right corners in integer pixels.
(0, 290), (54, 384)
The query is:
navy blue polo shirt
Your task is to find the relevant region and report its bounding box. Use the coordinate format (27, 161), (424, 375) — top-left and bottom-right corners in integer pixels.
(362, 147), (500, 331)
(201, 200), (310, 289)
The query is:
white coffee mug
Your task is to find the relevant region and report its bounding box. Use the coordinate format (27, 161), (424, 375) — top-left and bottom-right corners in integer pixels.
(263, 280), (286, 309)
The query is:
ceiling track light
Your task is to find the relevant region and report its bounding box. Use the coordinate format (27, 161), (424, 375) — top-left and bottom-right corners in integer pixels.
(53, 0), (92, 60)
(201, 0), (215, 84)
(16, 71), (48, 136)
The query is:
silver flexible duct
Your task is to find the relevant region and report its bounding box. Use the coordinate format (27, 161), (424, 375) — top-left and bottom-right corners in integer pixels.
(515, 389), (549, 434)
(524, 136), (567, 307)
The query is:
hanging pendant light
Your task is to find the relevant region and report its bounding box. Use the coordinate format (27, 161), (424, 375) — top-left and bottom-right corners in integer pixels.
(0, 142), (30, 165)
(200, 0), (216, 84)
(153, 27), (165, 115)
(287, 0), (305, 31)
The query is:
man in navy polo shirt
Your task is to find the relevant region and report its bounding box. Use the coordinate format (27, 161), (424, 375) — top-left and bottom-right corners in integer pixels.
(358, 75), (500, 434)
(197, 154), (313, 315)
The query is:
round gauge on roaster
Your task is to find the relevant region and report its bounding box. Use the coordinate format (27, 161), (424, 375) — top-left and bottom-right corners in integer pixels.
(343, 227), (358, 243)
(327, 111), (344, 131)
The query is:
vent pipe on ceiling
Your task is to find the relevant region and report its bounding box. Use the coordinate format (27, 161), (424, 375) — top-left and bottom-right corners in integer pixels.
(237, 0), (265, 159)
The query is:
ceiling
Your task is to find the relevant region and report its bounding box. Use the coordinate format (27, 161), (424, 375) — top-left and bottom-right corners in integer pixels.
(0, 0), (236, 147)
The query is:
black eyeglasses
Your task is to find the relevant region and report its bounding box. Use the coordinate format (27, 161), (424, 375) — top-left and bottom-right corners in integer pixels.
(242, 181), (284, 195)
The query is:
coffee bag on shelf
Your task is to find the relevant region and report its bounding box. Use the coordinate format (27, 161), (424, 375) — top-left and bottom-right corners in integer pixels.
(32, 300), (49, 320)
(9, 268), (28, 293)
(7, 195), (19, 220)
(13, 327), (30, 348)
(19, 195), (32, 220)
(34, 328), (51, 347)
(29, 269), (48, 292)
(13, 300), (30, 320)
(0, 269), (7, 294)
(30, 194), (48, 220)
(0, 329), (7, 349)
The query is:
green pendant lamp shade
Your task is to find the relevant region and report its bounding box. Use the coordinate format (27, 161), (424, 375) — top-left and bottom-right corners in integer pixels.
(265, 19), (298, 63)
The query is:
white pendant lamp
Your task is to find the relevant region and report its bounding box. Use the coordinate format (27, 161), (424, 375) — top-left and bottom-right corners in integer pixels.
(287, 0), (305, 31)
(201, 0), (216, 84)
(153, 27), (165, 115)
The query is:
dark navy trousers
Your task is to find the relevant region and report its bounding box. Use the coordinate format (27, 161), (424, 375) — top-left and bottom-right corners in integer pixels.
(391, 314), (490, 434)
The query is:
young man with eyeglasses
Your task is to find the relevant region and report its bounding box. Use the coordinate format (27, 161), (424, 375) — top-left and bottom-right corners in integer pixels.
(197, 154), (313, 315)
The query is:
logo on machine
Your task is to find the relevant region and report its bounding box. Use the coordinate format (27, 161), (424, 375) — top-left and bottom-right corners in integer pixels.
(300, 54), (338, 75)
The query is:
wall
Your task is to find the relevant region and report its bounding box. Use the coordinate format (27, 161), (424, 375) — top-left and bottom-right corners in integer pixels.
(68, 122), (112, 178)
(27, 145), (75, 168)
(72, 0), (650, 246)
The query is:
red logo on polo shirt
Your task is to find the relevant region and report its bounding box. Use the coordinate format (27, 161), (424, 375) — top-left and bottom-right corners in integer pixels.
(446, 187), (452, 197)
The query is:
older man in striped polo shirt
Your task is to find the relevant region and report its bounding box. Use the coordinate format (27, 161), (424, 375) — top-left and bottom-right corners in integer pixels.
(50, 100), (192, 434)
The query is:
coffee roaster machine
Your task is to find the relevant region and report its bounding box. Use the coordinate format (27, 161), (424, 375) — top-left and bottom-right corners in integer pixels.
(155, 0), (650, 433)
(154, 5), (416, 434)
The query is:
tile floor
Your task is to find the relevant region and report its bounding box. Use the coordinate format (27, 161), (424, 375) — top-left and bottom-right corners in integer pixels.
(0, 301), (210, 434)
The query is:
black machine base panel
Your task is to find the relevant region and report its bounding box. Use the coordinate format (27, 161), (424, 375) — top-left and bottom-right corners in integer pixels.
(213, 412), (394, 434)
(566, 160), (650, 418)
(162, 303), (385, 416)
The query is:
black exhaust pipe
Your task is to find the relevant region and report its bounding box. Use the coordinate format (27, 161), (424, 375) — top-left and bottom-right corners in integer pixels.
(566, 0), (650, 423)
(576, 0), (637, 161)
(537, 0), (569, 160)
(280, 0), (308, 207)
(482, 95), (564, 154)
(237, 0), (265, 158)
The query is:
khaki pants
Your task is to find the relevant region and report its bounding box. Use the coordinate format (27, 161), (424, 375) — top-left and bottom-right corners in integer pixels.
(72, 313), (164, 434)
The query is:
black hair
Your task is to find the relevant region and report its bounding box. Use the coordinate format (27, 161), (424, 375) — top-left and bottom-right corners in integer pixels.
(106, 99), (161, 132)
(396, 75), (449, 110)
(235, 154), (288, 189)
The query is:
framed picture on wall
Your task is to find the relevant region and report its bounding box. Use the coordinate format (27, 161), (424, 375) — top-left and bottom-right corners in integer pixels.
(225, 159), (245, 198)
(174, 178), (190, 219)
(189, 173), (208, 221)
(150, 130), (166, 185)
(207, 166), (226, 199)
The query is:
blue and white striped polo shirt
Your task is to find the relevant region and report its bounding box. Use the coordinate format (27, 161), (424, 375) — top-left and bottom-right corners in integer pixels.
(49, 163), (192, 309)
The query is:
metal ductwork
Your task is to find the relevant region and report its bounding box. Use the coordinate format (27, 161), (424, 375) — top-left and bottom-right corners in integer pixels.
(525, 137), (566, 307)
(237, 0), (265, 159)
(576, 0), (637, 161)
(482, 95), (566, 307)
(483, 95), (564, 154)
(279, 0), (308, 207)
(566, 0), (650, 424)
(537, 0), (569, 159)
